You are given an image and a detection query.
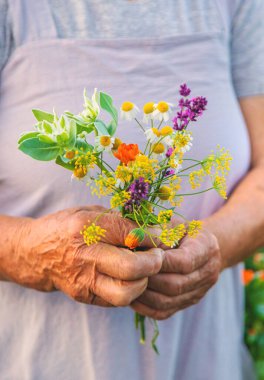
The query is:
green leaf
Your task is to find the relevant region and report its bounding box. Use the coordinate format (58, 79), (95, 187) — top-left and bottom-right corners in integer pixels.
(55, 155), (75, 171)
(18, 131), (40, 144)
(19, 137), (60, 161)
(64, 112), (94, 135)
(76, 139), (93, 152)
(94, 120), (109, 136)
(107, 119), (117, 137)
(68, 119), (77, 148)
(38, 134), (56, 144)
(32, 109), (54, 123)
(99, 92), (118, 125)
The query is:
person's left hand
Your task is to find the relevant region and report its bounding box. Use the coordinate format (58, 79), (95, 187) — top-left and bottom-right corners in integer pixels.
(130, 228), (222, 320)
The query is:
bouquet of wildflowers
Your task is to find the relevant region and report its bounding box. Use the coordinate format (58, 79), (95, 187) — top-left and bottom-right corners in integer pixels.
(18, 84), (231, 353)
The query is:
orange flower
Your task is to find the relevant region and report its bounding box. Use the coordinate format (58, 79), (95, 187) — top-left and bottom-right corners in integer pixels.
(125, 228), (145, 250)
(114, 143), (139, 165)
(242, 269), (254, 285)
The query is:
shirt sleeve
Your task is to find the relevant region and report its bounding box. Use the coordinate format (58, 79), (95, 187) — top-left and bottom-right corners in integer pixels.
(0, 0), (12, 74)
(231, 0), (264, 98)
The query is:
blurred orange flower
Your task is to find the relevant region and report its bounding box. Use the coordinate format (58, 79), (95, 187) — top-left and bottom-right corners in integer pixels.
(242, 269), (254, 285)
(114, 143), (139, 165)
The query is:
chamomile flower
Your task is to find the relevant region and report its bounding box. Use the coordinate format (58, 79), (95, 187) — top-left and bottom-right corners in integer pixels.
(120, 101), (139, 121)
(95, 135), (115, 152)
(144, 127), (161, 143)
(143, 102), (155, 123)
(153, 101), (173, 122)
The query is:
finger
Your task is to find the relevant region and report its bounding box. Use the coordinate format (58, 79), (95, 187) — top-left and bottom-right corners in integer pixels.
(148, 257), (219, 296)
(83, 243), (164, 281)
(136, 283), (211, 312)
(131, 284), (211, 319)
(91, 272), (149, 307)
(161, 236), (211, 274)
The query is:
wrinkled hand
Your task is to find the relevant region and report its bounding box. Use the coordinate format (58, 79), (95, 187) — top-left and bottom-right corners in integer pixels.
(11, 206), (164, 307)
(130, 228), (221, 320)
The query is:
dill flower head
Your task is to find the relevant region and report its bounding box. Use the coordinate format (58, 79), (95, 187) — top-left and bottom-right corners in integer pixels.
(115, 164), (133, 184)
(159, 224), (186, 248)
(92, 175), (116, 197)
(110, 190), (131, 208)
(157, 210), (173, 224)
(74, 152), (96, 178)
(189, 168), (206, 189)
(130, 154), (157, 180)
(80, 223), (106, 246)
(188, 220), (203, 237)
(213, 175), (227, 199)
(172, 131), (193, 153)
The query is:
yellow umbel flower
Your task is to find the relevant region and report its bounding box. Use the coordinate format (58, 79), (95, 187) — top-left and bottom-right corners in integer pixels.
(189, 169), (206, 189)
(92, 175), (116, 197)
(110, 190), (131, 208)
(130, 154), (157, 180)
(157, 210), (173, 224)
(74, 152), (96, 178)
(115, 164), (133, 183)
(188, 220), (203, 237)
(213, 175), (227, 199)
(202, 147), (232, 175)
(173, 131), (193, 153)
(81, 223), (106, 246)
(159, 224), (186, 248)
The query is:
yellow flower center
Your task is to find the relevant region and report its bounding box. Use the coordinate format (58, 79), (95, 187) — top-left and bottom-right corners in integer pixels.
(151, 127), (161, 137)
(143, 102), (155, 114)
(152, 143), (165, 154)
(100, 136), (111, 147)
(158, 186), (171, 200)
(121, 101), (134, 112)
(160, 126), (173, 136)
(157, 101), (169, 113)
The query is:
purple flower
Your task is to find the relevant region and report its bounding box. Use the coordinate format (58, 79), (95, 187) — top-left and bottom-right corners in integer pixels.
(179, 83), (191, 97)
(166, 147), (174, 157)
(124, 177), (150, 212)
(165, 169), (175, 177)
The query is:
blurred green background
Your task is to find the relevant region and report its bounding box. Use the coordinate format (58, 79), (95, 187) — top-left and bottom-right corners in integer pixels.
(245, 248), (264, 379)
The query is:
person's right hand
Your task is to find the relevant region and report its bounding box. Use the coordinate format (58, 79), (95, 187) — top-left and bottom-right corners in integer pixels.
(5, 206), (164, 307)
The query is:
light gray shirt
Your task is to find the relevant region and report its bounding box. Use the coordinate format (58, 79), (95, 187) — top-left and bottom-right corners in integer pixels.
(1, 0), (264, 98)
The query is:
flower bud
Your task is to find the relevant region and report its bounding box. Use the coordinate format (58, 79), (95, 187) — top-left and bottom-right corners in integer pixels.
(125, 228), (145, 250)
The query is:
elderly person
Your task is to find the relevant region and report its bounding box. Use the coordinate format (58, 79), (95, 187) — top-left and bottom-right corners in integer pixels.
(0, 0), (264, 379)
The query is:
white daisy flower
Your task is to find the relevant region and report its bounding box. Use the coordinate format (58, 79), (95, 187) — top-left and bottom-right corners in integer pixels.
(144, 127), (161, 143)
(142, 102), (155, 124)
(152, 101), (173, 122)
(95, 135), (115, 152)
(120, 101), (139, 121)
